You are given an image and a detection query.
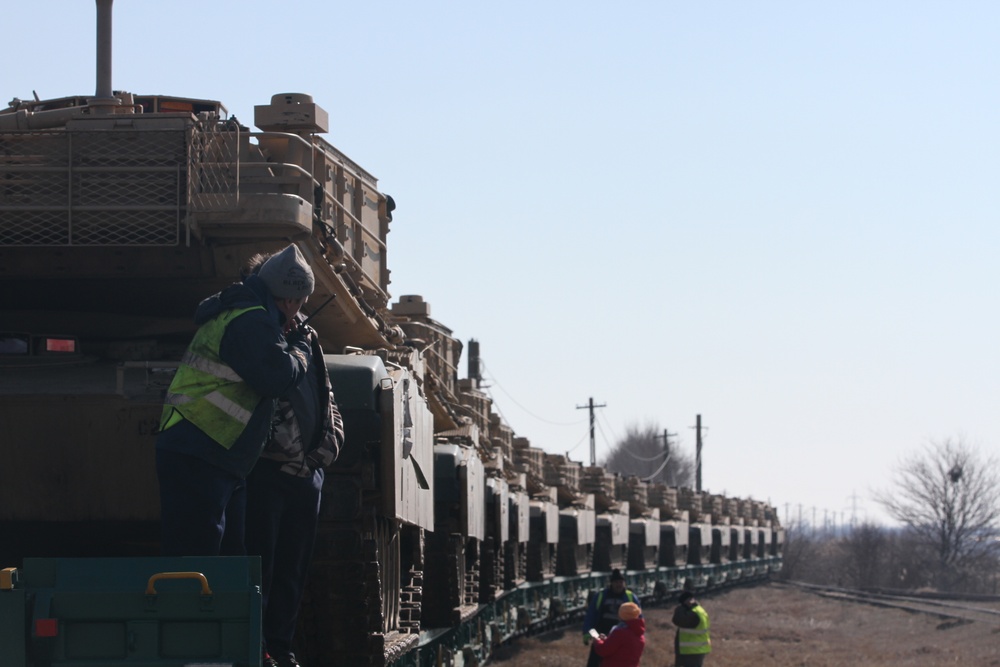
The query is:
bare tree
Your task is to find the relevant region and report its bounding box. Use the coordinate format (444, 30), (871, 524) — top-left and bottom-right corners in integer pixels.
(603, 422), (694, 487)
(874, 438), (1000, 591)
(838, 522), (891, 589)
(776, 518), (823, 582)
(885, 530), (932, 589)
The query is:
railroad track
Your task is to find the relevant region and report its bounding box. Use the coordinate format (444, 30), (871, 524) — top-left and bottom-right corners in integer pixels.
(779, 580), (1000, 628)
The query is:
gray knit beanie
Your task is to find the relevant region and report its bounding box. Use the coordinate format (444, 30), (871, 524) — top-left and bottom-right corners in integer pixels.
(258, 244), (315, 299)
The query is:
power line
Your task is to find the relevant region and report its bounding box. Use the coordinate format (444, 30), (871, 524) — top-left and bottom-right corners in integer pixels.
(595, 418), (612, 463)
(479, 359), (584, 427)
(619, 445), (670, 462)
(565, 431), (589, 454)
(481, 384), (511, 432)
(654, 429), (676, 461)
(595, 406), (621, 448)
(641, 452), (672, 483)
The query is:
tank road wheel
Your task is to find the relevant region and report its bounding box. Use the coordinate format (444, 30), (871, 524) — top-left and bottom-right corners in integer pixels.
(374, 517), (421, 665)
(297, 521), (367, 666)
(504, 540), (526, 589)
(397, 527), (424, 634)
(295, 470), (399, 667)
(298, 514), (408, 667)
(376, 516), (401, 633)
(479, 536), (497, 603)
(423, 530), (466, 628)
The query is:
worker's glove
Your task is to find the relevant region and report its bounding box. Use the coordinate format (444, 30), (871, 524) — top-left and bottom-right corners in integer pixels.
(583, 634), (592, 646)
(285, 324), (315, 346)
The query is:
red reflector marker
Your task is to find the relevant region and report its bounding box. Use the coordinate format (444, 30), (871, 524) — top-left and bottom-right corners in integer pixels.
(35, 618), (58, 637)
(44, 338), (77, 353)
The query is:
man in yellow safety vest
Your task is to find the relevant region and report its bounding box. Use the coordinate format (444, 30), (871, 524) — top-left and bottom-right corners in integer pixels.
(156, 244), (315, 557)
(672, 590), (711, 666)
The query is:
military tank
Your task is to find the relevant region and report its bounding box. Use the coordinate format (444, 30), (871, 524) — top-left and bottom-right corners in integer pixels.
(0, 3), (782, 666)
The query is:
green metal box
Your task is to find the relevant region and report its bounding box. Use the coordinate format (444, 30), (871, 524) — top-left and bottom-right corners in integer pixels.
(3, 557), (261, 667)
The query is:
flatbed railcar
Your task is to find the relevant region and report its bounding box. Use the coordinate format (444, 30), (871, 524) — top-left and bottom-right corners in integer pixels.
(0, 3), (782, 666)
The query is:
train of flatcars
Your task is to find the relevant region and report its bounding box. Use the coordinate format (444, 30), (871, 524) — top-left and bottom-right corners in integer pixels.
(0, 3), (782, 665)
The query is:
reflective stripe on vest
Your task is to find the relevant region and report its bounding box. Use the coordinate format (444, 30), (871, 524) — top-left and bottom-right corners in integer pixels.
(678, 605), (711, 655)
(160, 305), (265, 449)
(596, 589), (638, 623)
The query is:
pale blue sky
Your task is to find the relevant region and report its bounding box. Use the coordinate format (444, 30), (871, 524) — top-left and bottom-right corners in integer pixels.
(10, 1), (999, 526)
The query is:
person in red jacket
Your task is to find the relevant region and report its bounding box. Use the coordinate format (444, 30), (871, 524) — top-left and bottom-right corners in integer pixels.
(592, 601), (645, 667)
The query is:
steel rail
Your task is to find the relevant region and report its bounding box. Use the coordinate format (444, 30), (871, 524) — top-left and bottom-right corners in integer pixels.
(778, 580), (1000, 626)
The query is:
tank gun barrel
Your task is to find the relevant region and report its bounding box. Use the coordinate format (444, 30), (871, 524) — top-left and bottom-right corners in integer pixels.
(96, 0), (113, 99)
(0, 0), (119, 130)
(89, 0), (120, 113)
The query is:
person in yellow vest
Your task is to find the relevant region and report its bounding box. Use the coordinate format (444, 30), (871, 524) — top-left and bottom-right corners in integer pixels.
(156, 244), (314, 557)
(672, 590), (711, 666)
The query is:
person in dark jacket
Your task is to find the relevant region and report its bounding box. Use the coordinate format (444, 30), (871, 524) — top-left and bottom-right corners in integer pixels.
(244, 251), (345, 667)
(155, 244), (314, 557)
(592, 601), (645, 667)
(583, 569), (641, 667)
(673, 591), (712, 666)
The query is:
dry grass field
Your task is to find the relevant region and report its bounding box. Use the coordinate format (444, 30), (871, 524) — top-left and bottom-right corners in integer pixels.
(490, 582), (1000, 666)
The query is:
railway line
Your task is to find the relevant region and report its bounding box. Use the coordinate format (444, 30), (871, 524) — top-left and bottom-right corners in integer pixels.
(394, 560), (783, 665)
(779, 580), (1000, 627)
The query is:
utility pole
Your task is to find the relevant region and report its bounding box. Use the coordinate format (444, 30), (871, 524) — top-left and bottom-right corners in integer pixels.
(846, 490), (861, 528)
(653, 429), (676, 483)
(576, 397), (606, 466)
(693, 414), (706, 492)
